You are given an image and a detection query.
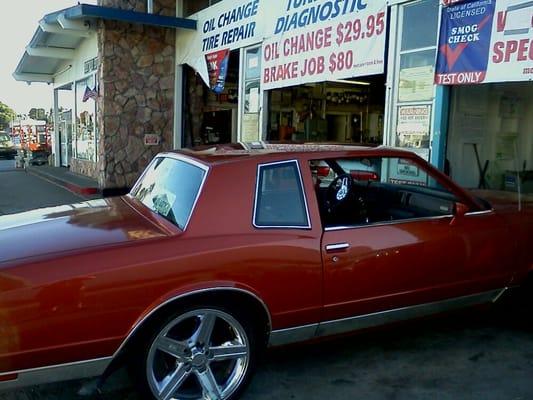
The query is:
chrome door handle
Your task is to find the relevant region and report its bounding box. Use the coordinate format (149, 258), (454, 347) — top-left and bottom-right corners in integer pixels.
(325, 243), (350, 252)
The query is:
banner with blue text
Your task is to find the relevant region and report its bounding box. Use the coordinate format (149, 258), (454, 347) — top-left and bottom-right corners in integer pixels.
(176, 0), (388, 91)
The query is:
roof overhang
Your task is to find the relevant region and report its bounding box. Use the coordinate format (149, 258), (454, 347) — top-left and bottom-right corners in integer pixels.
(14, 4), (197, 84)
(66, 4), (197, 30)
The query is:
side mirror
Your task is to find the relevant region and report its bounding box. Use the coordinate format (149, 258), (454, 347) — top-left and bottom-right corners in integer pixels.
(451, 202), (469, 226)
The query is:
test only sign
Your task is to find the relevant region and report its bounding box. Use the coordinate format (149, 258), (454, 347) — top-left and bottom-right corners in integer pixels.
(435, 0), (533, 85)
(176, 0), (388, 91)
(262, 0), (387, 90)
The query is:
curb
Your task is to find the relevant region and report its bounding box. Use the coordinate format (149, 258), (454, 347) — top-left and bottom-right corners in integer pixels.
(26, 167), (100, 197)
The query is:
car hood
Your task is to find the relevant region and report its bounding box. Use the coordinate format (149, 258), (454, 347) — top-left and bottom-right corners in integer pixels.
(0, 197), (171, 265)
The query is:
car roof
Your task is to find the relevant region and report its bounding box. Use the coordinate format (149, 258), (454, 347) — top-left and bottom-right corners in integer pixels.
(163, 143), (419, 166)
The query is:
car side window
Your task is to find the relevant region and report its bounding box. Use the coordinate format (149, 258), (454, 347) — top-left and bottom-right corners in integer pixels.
(254, 161), (310, 228)
(310, 156), (459, 228)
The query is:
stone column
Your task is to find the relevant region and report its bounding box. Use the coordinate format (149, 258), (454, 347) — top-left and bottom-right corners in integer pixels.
(96, 0), (177, 190)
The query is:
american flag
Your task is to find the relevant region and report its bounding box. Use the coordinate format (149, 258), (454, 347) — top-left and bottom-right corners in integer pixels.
(82, 85), (99, 102)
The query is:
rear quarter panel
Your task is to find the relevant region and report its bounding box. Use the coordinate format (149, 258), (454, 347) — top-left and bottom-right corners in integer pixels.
(0, 156), (324, 373)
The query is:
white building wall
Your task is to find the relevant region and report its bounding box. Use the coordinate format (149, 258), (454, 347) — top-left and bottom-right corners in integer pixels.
(54, 35), (98, 89)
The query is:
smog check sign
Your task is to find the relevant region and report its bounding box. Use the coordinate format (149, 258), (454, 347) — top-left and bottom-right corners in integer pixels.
(436, 0), (533, 85)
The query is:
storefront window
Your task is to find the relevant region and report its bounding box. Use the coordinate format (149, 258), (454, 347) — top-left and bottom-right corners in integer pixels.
(394, 0), (439, 152)
(56, 86), (74, 167)
(75, 76), (97, 162)
(241, 46), (262, 142)
(183, 51), (239, 147)
(447, 83), (533, 195)
(267, 78), (385, 145)
(400, 0), (439, 51)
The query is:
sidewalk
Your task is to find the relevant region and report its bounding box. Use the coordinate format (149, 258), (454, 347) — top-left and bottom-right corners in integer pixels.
(26, 165), (100, 197)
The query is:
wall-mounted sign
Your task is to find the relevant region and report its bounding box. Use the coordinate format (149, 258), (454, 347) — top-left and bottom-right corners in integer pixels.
(177, 0), (388, 91)
(399, 65), (435, 102)
(396, 105), (432, 149)
(144, 134), (161, 146)
(261, 0), (387, 90)
(84, 57), (98, 74)
(436, 0), (533, 85)
(177, 0), (267, 84)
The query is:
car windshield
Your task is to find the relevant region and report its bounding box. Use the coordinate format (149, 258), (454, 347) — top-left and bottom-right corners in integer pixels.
(0, 134), (10, 142)
(131, 157), (207, 230)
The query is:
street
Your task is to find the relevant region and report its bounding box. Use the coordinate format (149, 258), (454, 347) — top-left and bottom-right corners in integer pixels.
(0, 159), (532, 400)
(0, 160), (84, 215)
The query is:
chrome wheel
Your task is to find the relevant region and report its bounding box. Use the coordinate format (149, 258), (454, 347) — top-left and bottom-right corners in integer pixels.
(146, 309), (250, 400)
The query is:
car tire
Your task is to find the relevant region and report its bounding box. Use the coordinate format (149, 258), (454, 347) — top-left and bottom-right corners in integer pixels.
(133, 304), (258, 400)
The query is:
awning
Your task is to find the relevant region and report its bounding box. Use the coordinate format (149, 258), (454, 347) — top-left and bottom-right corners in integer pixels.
(14, 4), (197, 84)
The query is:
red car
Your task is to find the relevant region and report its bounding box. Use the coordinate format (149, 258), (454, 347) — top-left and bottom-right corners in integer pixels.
(0, 144), (531, 400)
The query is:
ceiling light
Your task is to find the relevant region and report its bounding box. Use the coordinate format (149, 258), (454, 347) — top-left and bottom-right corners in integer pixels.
(328, 79), (371, 86)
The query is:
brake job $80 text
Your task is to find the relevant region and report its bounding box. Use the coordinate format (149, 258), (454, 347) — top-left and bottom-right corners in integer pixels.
(263, 0), (385, 84)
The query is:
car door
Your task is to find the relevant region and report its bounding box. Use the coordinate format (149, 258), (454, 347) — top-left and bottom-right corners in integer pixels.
(315, 155), (513, 327)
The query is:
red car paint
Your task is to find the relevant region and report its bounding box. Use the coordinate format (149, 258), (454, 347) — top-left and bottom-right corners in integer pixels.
(0, 146), (531, 381)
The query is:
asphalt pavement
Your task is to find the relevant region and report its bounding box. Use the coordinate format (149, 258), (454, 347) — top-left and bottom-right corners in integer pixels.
(0, 159), (532, 399)
(1, 307), (532, 400)
(0, 160), (84, 215)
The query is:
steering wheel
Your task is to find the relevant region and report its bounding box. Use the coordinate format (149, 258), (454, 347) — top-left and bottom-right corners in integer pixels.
(326, 173), (354, 214)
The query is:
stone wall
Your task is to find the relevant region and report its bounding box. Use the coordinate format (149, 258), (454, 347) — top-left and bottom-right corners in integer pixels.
(96, 0), (176, 189)
(70, 158), (98, 180)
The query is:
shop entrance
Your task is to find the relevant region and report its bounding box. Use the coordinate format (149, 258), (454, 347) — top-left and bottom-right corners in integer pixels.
(59, 110), (72, 167)
(266, 76), (385, 145)
(183, 51), (239, 148)
(447, 83), (533, 194)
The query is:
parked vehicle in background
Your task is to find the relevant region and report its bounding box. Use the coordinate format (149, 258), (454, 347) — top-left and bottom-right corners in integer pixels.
(0, 132), (16, 159)
(0, 144), (531, 400)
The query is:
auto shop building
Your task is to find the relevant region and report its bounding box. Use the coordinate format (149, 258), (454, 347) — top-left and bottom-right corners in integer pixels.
(14, 0), (533, 193)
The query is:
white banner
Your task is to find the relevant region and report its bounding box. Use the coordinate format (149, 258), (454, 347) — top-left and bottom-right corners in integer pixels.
(176, 0), (269, 84)
(488, 0), (533, 82)
(261, 0), (387, 90)
(177, 0), (388, 90)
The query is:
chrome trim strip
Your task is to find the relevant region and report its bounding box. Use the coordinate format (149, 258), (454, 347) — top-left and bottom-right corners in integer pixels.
(268, 289), (504, 347)
(159, 152), (211, 171)
(325, 243), (350, 251)
(268, 323), (318, 347)
(317, 289), (503, 337)
(252, 159), (312, 230)
(0, 357), (112, 392)
(464, 209), (494, 217)
(491, 287), (508, 303)
(325, 214), (453, 232)
(113, 287), (272, 359)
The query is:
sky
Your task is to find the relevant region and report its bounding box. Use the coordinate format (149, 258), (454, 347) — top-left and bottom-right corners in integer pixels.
(0, 1), (96, 115)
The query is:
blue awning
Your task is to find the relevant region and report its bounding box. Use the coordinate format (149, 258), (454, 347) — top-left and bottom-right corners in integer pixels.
(64, 4), (197, 31)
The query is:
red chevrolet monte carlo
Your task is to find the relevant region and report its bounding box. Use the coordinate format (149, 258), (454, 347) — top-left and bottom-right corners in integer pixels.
(0, 144), (532, 399)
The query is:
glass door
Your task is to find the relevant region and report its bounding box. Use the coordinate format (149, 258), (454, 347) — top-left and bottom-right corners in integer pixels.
(59, 110), (72, 167)
(384, 0), (440, 161)
(239, 45), (262, 142)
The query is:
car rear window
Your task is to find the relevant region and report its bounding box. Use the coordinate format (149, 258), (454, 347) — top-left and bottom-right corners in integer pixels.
(254, 160), (310, 228)
(132, 157), (207, 230)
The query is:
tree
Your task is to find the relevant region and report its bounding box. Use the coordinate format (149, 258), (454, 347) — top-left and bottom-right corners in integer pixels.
(0, 102), (15, 131)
